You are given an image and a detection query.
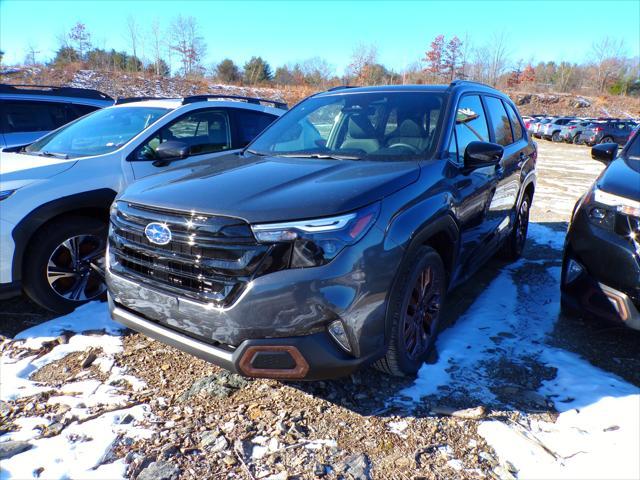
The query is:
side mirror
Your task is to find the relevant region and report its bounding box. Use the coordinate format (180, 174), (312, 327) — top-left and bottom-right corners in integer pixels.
(464, 141), (504, 170)
(155, 141), (190, 161)
(591, 143), (618, 165)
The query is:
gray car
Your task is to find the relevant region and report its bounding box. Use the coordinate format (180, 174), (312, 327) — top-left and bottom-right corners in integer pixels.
(0, 84), (113, 149)
(559, 119), (593, 144)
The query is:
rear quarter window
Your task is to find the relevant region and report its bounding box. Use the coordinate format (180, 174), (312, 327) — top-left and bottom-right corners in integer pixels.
(505, 103), (524, 141)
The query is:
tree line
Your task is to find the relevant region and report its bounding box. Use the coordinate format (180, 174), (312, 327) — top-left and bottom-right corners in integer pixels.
(8, 18), (639, 96)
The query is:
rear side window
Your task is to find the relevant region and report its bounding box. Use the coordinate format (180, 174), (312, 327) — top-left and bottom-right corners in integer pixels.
(625, 130), (640, 159)
(2, 100), (68, 133)
(451, 95), (490, 162)
(232, 110), (278, 148)
(505, 103), (524, 141)
(484, 96), (513, 146)
(69, 104), (100, 119)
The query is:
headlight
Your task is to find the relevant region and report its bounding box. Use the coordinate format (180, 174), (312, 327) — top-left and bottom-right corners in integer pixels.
(594, 188), (640, 217)
(251, 202), (380, 267)
(0, 189), (17, 201)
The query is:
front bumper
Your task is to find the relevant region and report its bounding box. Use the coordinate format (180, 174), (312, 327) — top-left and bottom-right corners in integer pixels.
(109, 295), (380, 380)
(562, 208), (640, 330)
(107, 224), (402, 379)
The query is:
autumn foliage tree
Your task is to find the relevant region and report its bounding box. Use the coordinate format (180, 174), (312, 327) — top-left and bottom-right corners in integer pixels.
(424, 35), (464, 82)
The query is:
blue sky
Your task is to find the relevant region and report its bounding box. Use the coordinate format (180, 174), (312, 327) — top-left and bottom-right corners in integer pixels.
(1, 0), (639, 74)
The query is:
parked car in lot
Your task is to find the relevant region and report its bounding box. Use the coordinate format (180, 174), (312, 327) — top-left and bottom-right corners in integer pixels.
(532, 117), (553, 138)
(0, 95), (285, 313)
(107, 81), (537, 380)
(559, 119), (593, 144)
(540, 116), (575, 141)
(581, 119), (638, 146)
(562, 131), (640, 330)
(0, 84), (113, 149)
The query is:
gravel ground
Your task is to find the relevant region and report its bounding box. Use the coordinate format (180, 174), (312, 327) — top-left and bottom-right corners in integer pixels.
(1, 140), (639, 480)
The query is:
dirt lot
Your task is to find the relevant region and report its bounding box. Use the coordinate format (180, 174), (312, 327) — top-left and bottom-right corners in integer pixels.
(1, 140), (639, 480)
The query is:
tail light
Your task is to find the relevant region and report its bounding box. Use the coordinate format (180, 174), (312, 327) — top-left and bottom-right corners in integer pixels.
(568, 126), (576, 130)
(594, 127), (603, 132)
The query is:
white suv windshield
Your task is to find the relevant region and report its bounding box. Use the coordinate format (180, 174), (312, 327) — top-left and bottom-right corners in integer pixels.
(248, 91), (445, 160)
(25, 106), (170, 158)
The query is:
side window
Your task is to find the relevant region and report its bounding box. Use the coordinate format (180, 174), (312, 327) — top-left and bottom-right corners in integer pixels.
(505, 103), (524, 141)
(137, 109), (231, 160)
(484, 96), (513, 146)
(2, 101), (56, 133)
(232, 110), (277, 148)
(68, 104), (100, 121)
(453, 95), (490, 162)
(625, 130), (640, 158)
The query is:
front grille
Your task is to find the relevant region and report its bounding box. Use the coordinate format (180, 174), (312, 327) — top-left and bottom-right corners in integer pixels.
(109, 201), (290, 305)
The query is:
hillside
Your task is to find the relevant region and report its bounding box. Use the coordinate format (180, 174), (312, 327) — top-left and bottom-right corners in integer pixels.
(2, 66), (639, 118)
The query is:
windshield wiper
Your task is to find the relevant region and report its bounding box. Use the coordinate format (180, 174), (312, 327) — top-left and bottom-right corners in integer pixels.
(276, 153), (361, 161)
(39, 151), (69, 159)
(245, 149), (268, 157)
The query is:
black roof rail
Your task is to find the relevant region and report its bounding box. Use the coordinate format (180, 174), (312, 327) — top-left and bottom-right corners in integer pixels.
(0, 83), (113, 101)
(448, 79), (494, 90)
(181, 94), (287, 110)
(115, 96), (178, 105)
(326, 85), (357, 92)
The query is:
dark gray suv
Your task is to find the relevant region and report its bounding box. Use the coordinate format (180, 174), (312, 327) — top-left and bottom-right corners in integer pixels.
(106, 81), (537, 379)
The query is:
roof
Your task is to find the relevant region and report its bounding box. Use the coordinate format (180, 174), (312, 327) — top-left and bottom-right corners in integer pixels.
(0, 84), (112, 103)
(315, 81), (501, 98)
(110, 98), (284, 114)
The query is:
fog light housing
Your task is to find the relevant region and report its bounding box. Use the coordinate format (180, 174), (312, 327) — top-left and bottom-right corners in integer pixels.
(565, 259), (584, 284)
(328, 320), (351, 353)
(589, 207), (607, 220)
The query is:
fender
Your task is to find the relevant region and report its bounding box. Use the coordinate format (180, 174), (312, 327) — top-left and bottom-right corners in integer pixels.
(382, 205), (460, 346)
(517, 169), (537, 208)
(11, 188), (117, 281)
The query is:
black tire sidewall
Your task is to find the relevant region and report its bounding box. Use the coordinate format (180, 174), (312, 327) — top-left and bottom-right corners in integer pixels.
(388, 246), (446, 376)
(23, 216), (108, 314)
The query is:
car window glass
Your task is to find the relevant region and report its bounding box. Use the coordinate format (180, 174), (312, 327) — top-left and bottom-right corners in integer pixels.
(138, 109), (231, 160)
(69, 104), (99, 120)
(625, 132), (640, 159)
(484, 96), (513, 146)
(26, 106), (169, 158)
(505, 103), (523, 140)
(249, 92), (444, 160)
(3, 101), (56, 133)
(453, 94), (490, 161)
(233, 110), (277, 148)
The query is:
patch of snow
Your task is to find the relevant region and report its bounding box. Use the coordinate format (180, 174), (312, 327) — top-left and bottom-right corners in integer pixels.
(387, 419), (409, 437)
(400, 222), (640, 479)
(0, 302), (152, 479)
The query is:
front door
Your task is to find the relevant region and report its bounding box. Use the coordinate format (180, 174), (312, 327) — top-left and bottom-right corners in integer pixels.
(129, 108), (234, 180)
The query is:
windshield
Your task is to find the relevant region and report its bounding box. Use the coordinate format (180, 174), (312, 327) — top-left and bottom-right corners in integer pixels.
(25, 106), (170, 158)
(248, 91), (445, 160)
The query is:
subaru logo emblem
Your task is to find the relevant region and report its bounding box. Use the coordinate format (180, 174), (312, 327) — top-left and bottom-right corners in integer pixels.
(145, 222), (172, 245)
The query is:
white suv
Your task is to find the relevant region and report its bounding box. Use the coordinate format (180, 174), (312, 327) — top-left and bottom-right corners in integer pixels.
(0, 95), (285, 313)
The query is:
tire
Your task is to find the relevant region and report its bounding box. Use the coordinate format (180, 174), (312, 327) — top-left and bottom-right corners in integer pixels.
(23, 215), (108, 314)
(500, 193), (531, 261)
(374, 246), (447, 377)
(552, 131), (561, 142)
(600, 136), (613, 144)
(573, 133), (582, 145)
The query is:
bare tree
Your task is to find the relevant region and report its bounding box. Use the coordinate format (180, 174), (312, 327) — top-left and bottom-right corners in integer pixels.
(591, 37), (626, 93)
(24, 43), (40, 65)
(347, 44), (378, 84)
(126, 16), (140, 71)
(487, 32), (510, 86)
(149, 18), (164, 76)
(169, 15), (207, 77)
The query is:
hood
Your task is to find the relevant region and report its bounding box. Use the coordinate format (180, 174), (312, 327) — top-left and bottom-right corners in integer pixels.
(120, 152), (420, 223)
(598, 157), (640, 201)
(0, 151), (77, 188)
